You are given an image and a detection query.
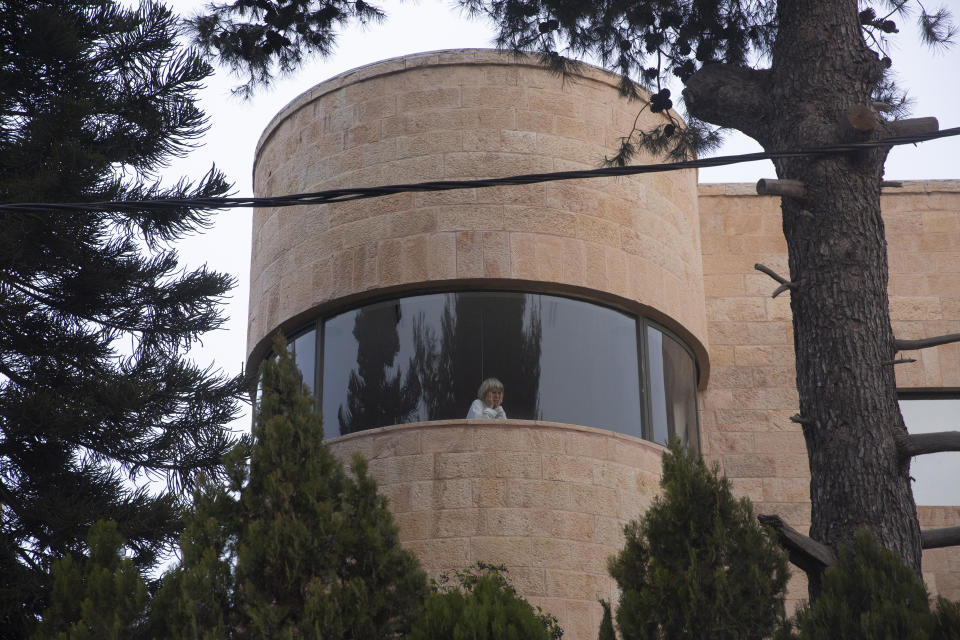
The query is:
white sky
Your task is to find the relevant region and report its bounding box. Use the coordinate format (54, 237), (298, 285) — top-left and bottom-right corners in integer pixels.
(161, 1), (960, 502)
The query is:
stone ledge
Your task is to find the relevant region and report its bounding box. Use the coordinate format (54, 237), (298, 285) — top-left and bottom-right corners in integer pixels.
(325, 418), (668, 458)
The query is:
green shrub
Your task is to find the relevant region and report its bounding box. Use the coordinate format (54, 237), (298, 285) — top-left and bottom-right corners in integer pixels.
(152, 334), (427, 639)
(934, 597), (960, 640)
(609, 441), (789, 640)
(407, 563), (562, 640)
(781, 528), (936, 640)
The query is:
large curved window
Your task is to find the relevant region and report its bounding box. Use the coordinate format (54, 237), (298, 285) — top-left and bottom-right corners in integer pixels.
(288, 291), (699, 449)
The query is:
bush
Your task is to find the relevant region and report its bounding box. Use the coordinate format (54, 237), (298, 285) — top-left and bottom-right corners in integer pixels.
(407, 563), (563, 640)
(780, 528), (938, 640)
(934, 597), (960, 640)
(609, 441), (789, 640)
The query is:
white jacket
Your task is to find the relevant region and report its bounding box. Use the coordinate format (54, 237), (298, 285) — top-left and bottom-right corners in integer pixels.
(466, 399), (507, 419)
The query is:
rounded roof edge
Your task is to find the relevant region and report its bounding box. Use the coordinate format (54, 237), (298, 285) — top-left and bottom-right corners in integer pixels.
(254, 47), (659, 165)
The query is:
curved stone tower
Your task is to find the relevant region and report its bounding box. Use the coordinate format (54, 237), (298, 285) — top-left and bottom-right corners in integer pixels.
(248, 49), (709, 639)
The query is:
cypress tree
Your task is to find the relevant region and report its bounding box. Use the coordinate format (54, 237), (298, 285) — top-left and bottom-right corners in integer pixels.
(30, 521), (149, 640)
(608, 441), (788, 640)
(149, 459), (244, 640)
(153, 335), (428, 639)
(0, 0), (244, 630)
(934, 597), (960, 639)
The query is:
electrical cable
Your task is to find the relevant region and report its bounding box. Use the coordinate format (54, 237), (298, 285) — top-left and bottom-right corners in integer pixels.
(2, 126), (958, 213)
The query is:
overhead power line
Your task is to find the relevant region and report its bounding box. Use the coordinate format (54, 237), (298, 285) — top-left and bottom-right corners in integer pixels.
(2, 126), (959, 213)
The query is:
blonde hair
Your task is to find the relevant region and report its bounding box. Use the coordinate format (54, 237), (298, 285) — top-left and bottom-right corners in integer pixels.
(477, 377), (504, 402)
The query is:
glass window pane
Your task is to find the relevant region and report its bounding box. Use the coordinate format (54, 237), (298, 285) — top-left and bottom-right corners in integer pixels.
(647, 328), (669, 446)
(292, 330), (316, 395)
(321, 298), (429, 438)
(319, 291), (695, 446)
(534, 295), (643, 437)
(899, 398), (960, 505)
(647, 326), (698, 448)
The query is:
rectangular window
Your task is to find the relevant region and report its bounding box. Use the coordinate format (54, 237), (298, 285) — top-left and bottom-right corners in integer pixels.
(899, 396), (960, 506)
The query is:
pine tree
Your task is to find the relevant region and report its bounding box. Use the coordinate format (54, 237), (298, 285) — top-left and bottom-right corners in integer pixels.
(407, 563), (563, 640)
(191, 0), (960, 579)
(152, 335), (428, 639)
(608, 442), (788, 640)
(0, 0), (244, 630)
(30, 520), (149, 640)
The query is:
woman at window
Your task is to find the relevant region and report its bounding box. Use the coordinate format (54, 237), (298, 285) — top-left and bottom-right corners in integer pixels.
(467, 378), (507, 419)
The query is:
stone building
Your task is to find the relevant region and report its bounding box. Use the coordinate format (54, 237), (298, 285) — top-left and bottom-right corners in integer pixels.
(246, 49), (960, 639)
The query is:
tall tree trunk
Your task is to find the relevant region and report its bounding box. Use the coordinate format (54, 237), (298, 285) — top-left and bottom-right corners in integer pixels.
(685, 0), (923, 585)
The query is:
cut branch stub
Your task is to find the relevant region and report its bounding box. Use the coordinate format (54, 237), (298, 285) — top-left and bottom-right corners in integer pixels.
(758, 514), (837, 574)
(839, 105), (879, 139)
(872, 101), (892, 113)
(789, 413), (812, 425)
(894, 333), (960, 351)
(922, 526), (960, 550)
(882, 358), (917, 366)
(899, 431), (960, 458)
(771, 284), (792, 298)
(756, 179), (806, 199)
(886, 117), (939, 138)
(754, 263), (797, 298)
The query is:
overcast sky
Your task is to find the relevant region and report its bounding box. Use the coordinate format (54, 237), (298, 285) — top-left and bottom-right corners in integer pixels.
(162, 1), (960, 502)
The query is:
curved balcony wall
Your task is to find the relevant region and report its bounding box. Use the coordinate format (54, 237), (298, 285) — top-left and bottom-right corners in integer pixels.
(326, 420), (665, 640)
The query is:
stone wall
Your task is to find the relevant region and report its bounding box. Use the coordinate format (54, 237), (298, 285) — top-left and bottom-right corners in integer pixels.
(327, 421), (664, 640)
(248, 49), (707, 371)
(698, 180), (960, 606)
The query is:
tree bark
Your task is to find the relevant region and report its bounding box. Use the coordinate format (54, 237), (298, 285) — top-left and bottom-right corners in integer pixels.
(687, 0), (924, 587)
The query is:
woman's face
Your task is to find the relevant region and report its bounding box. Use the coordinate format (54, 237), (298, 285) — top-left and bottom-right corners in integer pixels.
(484, 388), (503, 409)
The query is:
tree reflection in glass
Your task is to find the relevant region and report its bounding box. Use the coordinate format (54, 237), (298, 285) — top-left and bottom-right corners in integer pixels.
(321, 291), (693, 447)
(337, 303), (420, 434)
(411, 293), (542, 421)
